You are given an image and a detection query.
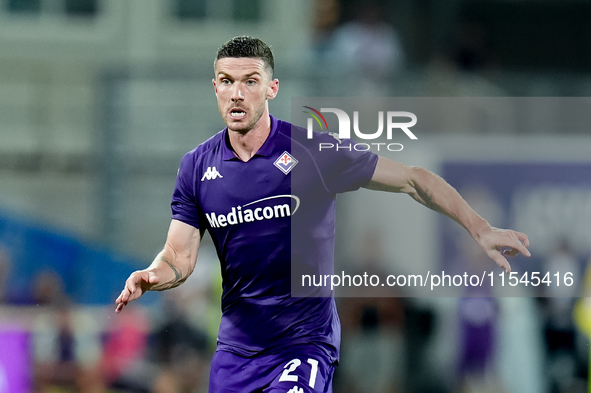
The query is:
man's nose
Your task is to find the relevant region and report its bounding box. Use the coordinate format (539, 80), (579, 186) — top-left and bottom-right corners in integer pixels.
(231, 84), (244, 101)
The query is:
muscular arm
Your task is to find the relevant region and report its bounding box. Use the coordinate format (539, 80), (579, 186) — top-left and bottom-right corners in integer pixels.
(115, 219), (201, 312)
(147, 219), (202, 290)
(365, 156), (531, 272)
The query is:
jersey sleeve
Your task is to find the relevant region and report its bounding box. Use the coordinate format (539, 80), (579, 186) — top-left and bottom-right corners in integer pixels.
(313, 134), (379, 194)
(171, 151), (203, 229)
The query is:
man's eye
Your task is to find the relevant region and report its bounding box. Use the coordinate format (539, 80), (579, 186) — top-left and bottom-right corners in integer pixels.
(247, 80), (256, 85)
(221, 79), (231, 84)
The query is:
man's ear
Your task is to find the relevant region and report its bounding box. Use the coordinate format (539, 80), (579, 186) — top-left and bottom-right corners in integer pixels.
(267, 78), (279, 100)
(212, 79), (218, 96)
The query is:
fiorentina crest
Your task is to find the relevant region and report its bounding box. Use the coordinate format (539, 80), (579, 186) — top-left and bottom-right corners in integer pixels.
(274, 151), (298, 175)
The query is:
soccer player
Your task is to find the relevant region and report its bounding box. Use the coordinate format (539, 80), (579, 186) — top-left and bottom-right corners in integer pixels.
(115, 36), (530, 393)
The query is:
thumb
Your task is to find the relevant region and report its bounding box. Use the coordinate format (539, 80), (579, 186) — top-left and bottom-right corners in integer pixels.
(147, 272), (160, 285)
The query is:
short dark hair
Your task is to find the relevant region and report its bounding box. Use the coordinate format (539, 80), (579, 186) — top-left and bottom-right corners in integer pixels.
(215, 36), (274, 78)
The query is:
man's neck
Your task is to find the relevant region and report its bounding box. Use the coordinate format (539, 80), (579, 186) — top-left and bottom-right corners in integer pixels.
(228, 113), (271, 162)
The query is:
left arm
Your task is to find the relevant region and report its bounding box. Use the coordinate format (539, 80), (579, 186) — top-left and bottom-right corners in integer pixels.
(365, 156), (530, 272)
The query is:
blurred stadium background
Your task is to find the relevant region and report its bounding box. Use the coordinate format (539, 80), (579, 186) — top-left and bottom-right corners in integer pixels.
(0, 0), (591, 392)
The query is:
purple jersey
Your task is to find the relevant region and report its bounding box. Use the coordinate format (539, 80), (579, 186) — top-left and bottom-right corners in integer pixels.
(171, 115), (378, 360)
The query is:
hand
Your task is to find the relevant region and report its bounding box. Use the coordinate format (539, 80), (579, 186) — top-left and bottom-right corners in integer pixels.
(115, 270), (159, 313)
(476, 227), (531, 273)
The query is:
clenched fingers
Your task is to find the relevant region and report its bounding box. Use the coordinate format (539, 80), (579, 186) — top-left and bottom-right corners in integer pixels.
(505, 231), (531, 257)
(489, 250), (512, 274)
(514, 231), (530, 248)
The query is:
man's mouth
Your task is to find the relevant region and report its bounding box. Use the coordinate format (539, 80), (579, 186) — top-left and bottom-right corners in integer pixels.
(229, 109), (246, 120)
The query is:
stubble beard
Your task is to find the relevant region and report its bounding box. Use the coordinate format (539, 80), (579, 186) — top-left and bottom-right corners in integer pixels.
(221, 100), (267, 135)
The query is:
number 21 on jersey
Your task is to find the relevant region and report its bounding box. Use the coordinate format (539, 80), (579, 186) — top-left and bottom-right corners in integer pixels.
(279, 358), (319, 388)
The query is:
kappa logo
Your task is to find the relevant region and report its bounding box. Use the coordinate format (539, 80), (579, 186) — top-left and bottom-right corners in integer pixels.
(274, 151), (298, 175)
(286, 386), (304, 393)
(201, 166), (223, 181)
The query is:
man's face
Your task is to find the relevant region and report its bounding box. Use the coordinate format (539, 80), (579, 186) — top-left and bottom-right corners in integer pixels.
(213, 57), (278, 133)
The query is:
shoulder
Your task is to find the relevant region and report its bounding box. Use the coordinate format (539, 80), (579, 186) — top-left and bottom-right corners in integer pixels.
(177, 128), (226, 179)
(190, 128), (225, 157)
(182, 128), (225, 163)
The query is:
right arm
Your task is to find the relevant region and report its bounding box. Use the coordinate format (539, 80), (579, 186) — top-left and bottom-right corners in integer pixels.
(115, 219), (201, 313)
(366, 156), (530, 273)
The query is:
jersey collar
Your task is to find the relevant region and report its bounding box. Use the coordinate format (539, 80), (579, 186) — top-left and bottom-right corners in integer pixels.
(222, 115), (279, 161)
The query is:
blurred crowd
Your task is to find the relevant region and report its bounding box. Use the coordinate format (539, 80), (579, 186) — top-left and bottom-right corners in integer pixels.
(309, 0), (500, 98)
(1, 234), (590, 393)
(0, 243), (221, 393)
(331, 235), (591, 393)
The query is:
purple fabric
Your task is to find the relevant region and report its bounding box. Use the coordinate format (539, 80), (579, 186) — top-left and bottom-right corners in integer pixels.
(0, 330), (31, 393)
(457, 297), (497, 374)
(209, 344), (336, 393)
